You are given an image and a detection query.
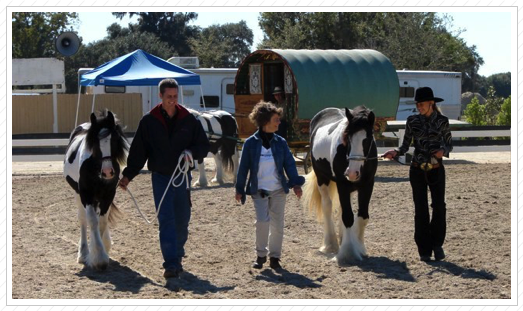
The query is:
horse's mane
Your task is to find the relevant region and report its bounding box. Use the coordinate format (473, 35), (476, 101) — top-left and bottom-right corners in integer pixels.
(342, 105), (374, 145)
(85, 109), (129, 165)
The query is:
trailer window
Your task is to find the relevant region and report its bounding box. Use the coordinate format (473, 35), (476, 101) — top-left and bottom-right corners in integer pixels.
(105, 85), (126, 93)
(226, 84), (235, 95)
(400, 87), (415, 98)
(200, 95), (219, 108)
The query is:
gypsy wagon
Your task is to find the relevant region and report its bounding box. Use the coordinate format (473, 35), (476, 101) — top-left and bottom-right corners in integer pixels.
(234, 49), (400, 171)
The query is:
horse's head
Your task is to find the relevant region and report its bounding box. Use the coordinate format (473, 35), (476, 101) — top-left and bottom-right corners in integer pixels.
(86, 110), (129, 181)
(343, 106), (376, 182)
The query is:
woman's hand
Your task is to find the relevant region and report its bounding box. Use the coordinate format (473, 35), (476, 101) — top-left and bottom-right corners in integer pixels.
(382, 150), (398, 160)
(235, 193), (242, 203)
(432, 149), (444, 159)
(293, 186), (303, 199)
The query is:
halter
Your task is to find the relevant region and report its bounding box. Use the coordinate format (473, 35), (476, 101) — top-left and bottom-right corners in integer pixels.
(347, 138), (379, 161)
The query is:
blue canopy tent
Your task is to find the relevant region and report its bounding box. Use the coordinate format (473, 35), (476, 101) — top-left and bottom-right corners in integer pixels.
(76, 49), (202, 126)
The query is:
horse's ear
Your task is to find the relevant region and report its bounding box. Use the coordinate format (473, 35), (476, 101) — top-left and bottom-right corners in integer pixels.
(90, 113), (97, 125)
(368, 110), (375, 126)
(345, 108), (354, 122)
(107, 110), (115, 127)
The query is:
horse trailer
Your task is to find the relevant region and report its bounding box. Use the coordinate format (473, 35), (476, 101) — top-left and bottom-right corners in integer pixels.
(396, 70), (462, 120)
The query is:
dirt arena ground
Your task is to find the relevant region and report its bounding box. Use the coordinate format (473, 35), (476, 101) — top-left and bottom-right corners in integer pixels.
(12, 153), (511, 299)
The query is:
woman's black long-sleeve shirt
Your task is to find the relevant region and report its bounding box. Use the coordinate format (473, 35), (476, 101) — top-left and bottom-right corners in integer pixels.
(395, 111), (453, 164)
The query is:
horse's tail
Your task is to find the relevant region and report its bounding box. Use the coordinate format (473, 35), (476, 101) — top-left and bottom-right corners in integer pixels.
(302, 170), (323, 222)
(218, 114), (239, 173)
(302, 170), (340, 223)
(108, 202), (122, 226)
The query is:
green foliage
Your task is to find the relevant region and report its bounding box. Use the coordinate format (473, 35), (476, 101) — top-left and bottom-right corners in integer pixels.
(483, 86), (504, 125)
(463, 97), (486, 125)
(190, 21), (253, 68)
(12, 12), (79, 58)
(486, 73), (511, 98)
(497, 96), (511, 126)
(113, 12), (200, 56)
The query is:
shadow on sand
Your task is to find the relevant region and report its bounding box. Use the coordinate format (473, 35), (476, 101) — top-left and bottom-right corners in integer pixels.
(426, 260), (497, 280)
(165, 271), (236, 294)
(75, 259), (162, 293)
(255, 268), (323, 289)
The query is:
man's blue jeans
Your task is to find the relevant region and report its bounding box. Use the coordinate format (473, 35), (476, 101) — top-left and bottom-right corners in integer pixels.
(152, 172), (192, 271)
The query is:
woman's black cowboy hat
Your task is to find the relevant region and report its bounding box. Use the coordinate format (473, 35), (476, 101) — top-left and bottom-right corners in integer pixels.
(415, 87), (444, 103)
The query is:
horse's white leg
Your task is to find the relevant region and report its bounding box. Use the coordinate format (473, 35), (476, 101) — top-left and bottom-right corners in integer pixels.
(212, 153), (224, 184)
(86, 204), (109, 270)
(337, 213), (345, 246)
(336, 192), (365, 264)
(318, 185), (338, 253)
(193, 161), (208, 187)
(353, 216), (369, 257)
(76, 195), (89, 264)
(99, 211), (111, 254)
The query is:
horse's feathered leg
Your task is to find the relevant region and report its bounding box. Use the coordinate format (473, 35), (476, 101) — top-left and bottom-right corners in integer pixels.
(76, 195), (89, 264)
(86, 204), (109, 271)
(355, 180), (374, 258)
(336, 185), (365, 264)
(318, 184), (338, 254)
(193, 160), (208, 187)
(99, 211), (111, 254)
(212, 153), (224, 185)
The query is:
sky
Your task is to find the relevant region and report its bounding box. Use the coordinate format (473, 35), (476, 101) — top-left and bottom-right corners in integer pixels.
(75, 11), (512, 77)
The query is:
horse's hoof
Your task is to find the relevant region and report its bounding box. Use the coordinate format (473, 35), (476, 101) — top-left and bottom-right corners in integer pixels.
(94, 262), (108, 271)
(77, 256), (87, 264)
(320, 245), (339, 254)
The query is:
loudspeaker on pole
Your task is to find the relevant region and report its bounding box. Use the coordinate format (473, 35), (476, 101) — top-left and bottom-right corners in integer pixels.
(55, 32), (80, 56)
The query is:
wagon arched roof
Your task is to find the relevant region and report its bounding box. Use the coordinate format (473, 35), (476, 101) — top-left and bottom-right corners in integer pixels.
(267, 49), (399, 119)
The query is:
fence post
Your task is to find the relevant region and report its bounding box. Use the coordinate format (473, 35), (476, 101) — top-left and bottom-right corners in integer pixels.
(52, 84), (58, 133)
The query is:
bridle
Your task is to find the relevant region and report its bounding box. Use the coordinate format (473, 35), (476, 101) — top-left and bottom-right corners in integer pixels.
(346, 136), (379, 162)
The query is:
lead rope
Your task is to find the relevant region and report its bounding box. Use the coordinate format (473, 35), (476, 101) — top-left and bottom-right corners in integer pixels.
(122, 150), (194, 224)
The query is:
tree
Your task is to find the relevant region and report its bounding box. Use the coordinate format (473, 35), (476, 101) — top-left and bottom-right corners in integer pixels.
(486, 72), (511, 98)
(190, 21), (253, 68)
(483, 86), (505, 125)
(12, 12), (79, 58)
(64, 24), (173, 93)
(463, 97), (486, 125)
(257, 12), (484, 90)
(113, 12), (200, 56)
(497, 96), (511, 126)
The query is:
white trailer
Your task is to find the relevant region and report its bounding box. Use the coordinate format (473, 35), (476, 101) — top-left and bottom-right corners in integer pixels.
(396, 70), (462, 120)
(78, 65), (237, 115)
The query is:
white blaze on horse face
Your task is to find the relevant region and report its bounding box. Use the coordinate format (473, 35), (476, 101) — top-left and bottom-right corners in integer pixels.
(99, 131), (114, 180)
(345, 130), (366, 181)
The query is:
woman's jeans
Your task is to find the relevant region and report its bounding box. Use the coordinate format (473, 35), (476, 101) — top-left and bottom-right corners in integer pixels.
(409, 165), (446, 257)
(252, 188), (287, 258)
(152, 172), (192, 271)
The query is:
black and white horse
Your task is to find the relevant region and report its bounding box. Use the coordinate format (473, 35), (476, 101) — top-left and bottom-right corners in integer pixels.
(188, 108), (239, 187)
(64, 110), (129, 270)
(302, 106), (378, 264)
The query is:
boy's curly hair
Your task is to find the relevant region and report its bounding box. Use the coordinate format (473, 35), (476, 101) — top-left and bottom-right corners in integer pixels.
(248, 101), (283, 128)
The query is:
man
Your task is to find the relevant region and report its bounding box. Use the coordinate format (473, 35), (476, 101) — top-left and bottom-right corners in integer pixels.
(272, 86), (287, 139)
(383, 87), (452, 262)
(119, 78), (210, 279)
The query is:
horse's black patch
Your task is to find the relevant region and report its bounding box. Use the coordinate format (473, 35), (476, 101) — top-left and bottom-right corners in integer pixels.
(68, 146), (79, 164)
(65, 175), (79, 193)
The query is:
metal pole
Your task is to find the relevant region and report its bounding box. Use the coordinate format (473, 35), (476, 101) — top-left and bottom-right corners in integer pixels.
(52, 84), (58, 133)
(91, 92), (97, 113)
(200, 85), (206, 111)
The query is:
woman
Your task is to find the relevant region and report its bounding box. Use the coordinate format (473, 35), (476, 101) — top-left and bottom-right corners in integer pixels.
(383, 87), (453, 262)
(235, 101), (304, 270)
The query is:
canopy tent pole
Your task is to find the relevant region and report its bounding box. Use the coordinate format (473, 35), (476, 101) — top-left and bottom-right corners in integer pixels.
(180, 85), (185, 106)
(200, 85), (206, 111)
(91, 93), (97, 113)
(74, 89), (80, 128)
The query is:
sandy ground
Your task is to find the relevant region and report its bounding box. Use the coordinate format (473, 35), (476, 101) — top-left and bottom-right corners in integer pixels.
(11, 153), (511, 299)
